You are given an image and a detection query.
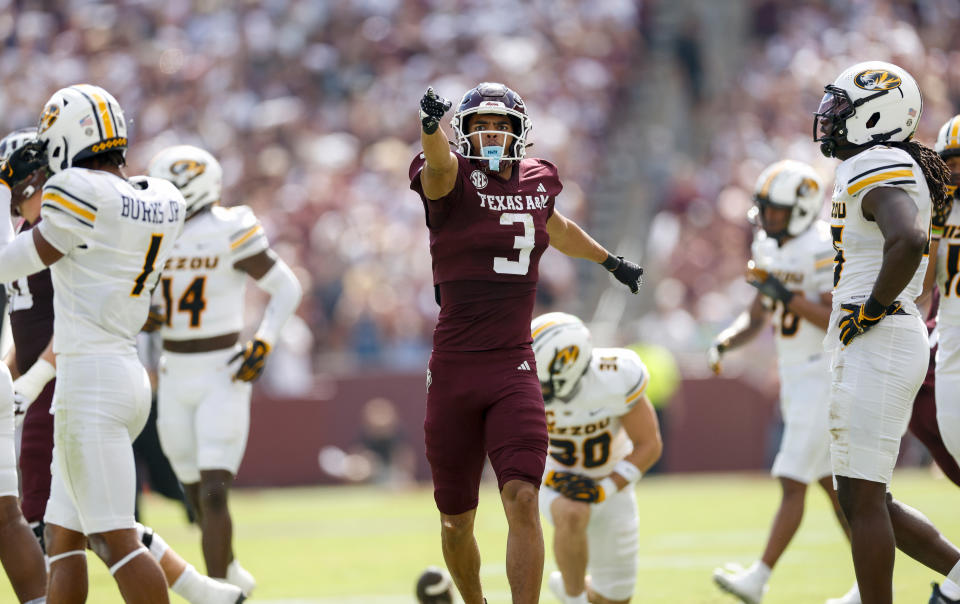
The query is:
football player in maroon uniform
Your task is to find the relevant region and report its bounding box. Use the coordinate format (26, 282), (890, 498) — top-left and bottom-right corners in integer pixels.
(410, 83), (643, 604)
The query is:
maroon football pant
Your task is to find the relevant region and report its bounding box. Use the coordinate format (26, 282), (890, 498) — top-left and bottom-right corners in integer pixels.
(909, 348), (960, 487)
(18, 381), (55, 523)
(425, 349), (548, 515)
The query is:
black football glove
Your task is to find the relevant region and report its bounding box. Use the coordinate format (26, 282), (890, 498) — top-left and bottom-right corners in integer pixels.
(229, 338), (271, 382)
(745, 265), (794, 305)
(0, 141), (46, 189)
(602, 255), (643, 294)
(933, 195), (954, 230)
(708, 340), (727, 375)
(837, 296), (901, 346)
(141, 305), (166, 332)
(419, 87), (452, 135)
(544, 470), (609, 503)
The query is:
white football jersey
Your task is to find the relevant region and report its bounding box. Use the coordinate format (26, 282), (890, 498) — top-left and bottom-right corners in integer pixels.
(831, 146), (930, 309)
(38, 168), (185, 355)
(935, 203), (960, 325)
(153, 205), (268, 340)
(544, 347), (649, 479)
(751, 222), (834, 367)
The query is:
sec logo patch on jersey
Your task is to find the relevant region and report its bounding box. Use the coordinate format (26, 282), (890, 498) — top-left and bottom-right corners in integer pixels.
(470, 170), (488, 189)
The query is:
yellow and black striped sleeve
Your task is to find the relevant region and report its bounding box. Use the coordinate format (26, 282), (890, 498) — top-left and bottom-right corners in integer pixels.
(624, 370), (649, 410)
(41, 185), (98, 228)
(845, 162), (916, 197)
(228, 216), (269, 262)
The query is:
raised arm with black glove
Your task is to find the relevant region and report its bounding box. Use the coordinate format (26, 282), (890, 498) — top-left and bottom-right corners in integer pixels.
(601, 254), (644, 294)
(419, 87), (452, 135)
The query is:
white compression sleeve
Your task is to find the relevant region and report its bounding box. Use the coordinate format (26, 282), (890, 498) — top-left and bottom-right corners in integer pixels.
(254, 259), (302, 347)
(13, 358), (56, 409)
(0, 229), (45, 284)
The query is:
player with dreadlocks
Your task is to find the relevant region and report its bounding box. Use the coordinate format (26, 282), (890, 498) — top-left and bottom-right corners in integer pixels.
(814, 60), (960, 604)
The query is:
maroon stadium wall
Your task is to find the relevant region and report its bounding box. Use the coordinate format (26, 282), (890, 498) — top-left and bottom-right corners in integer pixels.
(234, 374), (778, 487)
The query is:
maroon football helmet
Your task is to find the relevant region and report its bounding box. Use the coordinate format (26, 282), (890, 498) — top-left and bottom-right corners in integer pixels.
(450, 82), (532, 165)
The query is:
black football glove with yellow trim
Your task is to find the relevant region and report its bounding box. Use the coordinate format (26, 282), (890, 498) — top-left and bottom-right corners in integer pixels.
(544, 470), (609, 503)
(933, 195), (954, 233)
(229, 338), (271, 382)
(141, 305), (166, 333)
(745, 265), (794, 305)
(0, 141), (46, 189)
(838, 296), (901, 346)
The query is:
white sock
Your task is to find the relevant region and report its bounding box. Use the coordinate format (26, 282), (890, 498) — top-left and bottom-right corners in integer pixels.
(566, 592), (588, 604)
(942, 578), (960, 600)
(748, 560), (771, 583)
(171, 564), (208, 602)
(948, 560), (960, 591)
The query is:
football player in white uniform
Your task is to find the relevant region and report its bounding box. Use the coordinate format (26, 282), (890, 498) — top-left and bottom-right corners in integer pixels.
(147, 144), (302, 595)
(708, 160), (860, 604)
(0, 84), (186, 602)
(531, 312), (662, 604)
(815, 61), (960, 604)
(0, 128), (245, 604)
(926, 113), (960, 603)
(0, 130), (49, 603)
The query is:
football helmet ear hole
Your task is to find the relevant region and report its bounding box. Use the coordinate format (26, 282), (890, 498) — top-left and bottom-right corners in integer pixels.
(866, 112), (881, 128)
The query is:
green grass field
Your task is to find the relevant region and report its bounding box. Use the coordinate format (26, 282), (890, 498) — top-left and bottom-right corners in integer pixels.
(3, 469), (957, 603)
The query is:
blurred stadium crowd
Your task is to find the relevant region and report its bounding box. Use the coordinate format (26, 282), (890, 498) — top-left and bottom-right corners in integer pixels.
(646, 0), (960, 383)
(0, 0), (641, 387)
(1, 0), (959, 388)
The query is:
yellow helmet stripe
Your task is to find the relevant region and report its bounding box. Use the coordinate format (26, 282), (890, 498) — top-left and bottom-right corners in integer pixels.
(531, 321), (557, 339)
(90, 91), (115, 139)
(847, 169), (915, 196)
(949, 116), (960, 148)
(759, 162), (788, 199)
(43, 192), (96, 222)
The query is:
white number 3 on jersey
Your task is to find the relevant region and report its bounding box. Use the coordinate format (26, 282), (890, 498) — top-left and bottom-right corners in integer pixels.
(494, 212), (534, 275)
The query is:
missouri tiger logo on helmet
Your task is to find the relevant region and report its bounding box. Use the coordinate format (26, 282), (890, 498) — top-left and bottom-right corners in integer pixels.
(37, 84), (128, 173)
(853, 70), (902, 91)
(38, 105), (60, 135)
(532, 312), (592, 402)
(148, 145), (223, 217)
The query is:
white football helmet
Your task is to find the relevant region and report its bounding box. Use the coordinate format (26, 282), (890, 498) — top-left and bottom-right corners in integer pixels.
(751, 160), (824, 238)
(531, 312), (592, 401)
(148, 145), (223, 217)
(37, 84), (128, 174)
(936, 114), (960, 160)
(814, 61), (922, 158)
(0, 127), (38, 161)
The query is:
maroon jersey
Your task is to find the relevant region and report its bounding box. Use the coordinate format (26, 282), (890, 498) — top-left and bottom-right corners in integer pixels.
(410, 152), (559, 352)
(9, 218), (56, 523)
(8, 219), (54, 373)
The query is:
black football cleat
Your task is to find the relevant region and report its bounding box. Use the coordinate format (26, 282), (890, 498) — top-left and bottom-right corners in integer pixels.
(931, 582), (960, 604)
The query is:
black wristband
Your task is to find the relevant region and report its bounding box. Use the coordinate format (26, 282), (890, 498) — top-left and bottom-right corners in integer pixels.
(601, 254), (621, 271)
(422, 118), (439, 135)
(863, 295), (886, 318)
